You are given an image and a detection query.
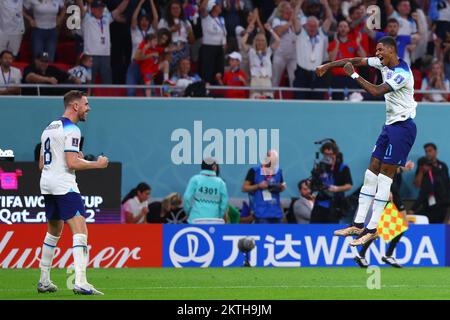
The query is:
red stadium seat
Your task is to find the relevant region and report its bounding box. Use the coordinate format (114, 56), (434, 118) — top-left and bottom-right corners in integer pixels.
(17, 39), (32, 63)
(411, 68), (423, 102)
(92, 88), (127, 97)
(274, 71), (293, 100)
(55, 42), (78, 66)
(50, 62), (72, 72)
(11, 61), (29, 74)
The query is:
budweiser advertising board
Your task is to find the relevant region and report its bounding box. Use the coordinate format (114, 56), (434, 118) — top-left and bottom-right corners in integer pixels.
(0, 224), (163, 268)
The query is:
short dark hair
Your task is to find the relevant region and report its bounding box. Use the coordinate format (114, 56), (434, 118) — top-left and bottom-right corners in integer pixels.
(378, 36), (398, 53)
(337, 19), (350, 27)
(144, 33), (157, 42)
(386, 18), (400, 25)
(348, 5), (359, 16)
(0, 50), (13, 59)
(201, 158), (217, 171)
(396, 0), (410, 7)
(298, 179), (309, 190)
(64, 90), (87, 108)
(320, 142), (339, 155)
(423, 143), (437, 150)
(157, 28), (172, 45)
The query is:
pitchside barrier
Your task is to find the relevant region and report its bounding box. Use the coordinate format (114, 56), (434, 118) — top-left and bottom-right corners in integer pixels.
(0, 224), (449, 268)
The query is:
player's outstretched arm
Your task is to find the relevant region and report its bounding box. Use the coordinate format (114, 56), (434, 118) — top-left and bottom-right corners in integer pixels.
(316, 57), (368, 77)
(343, 62), (391, 96)
(65, 152), (109, 171)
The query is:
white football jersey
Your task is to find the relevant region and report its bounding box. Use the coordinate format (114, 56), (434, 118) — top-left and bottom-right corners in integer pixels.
(40, 117), (81, 195)
(68, 65), (92, 84)
(367, 57), (417, 125)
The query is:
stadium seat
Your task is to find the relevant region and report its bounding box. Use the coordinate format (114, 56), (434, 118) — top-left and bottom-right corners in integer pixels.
(411, 68), (423, 101)
(17, 39), (32, 63)
(55, 42), (78, 66)
(12, 61), (29, 74)
(92, 87), (127, 97)
(50, 62), (72, 72)
(274, 71), (293, 100)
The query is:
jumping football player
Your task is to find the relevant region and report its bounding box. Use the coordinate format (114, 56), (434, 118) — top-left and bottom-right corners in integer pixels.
(316, 36), (417, 246)
(38, 90), (109, 295)
(354, 160), (414, 268)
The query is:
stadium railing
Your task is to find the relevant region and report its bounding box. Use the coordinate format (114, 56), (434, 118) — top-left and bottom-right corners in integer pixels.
(0, 83), (448, 99)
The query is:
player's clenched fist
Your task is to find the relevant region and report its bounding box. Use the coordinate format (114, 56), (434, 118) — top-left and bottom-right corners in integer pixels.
(96, 155), (109, 169)
(315, 64), (327, 77)
(343, 62), (355, 76)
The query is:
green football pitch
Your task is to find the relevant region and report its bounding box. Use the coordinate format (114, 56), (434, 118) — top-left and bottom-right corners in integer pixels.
(1, 267), (450, 300)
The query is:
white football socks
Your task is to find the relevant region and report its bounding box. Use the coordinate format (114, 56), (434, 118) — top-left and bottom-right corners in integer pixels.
(367, 174), (393, 230)
(353, 169), (378, 224)
(72, 233), (88, 286)
(39, 232), (60, 284)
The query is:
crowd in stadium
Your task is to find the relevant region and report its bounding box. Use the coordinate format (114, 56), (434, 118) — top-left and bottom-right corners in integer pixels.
(0, 0), (449, 99)
(120, 142), (450, 225)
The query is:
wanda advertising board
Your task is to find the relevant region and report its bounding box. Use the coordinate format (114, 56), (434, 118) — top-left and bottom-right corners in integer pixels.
(0, 162), (122, 224)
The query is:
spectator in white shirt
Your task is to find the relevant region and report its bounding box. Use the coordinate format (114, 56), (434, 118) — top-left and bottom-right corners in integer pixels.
(270, 1), (302, 87)
(421, 60), (450, 102)
(292, 179), (315, 224)
(158, 0), (195, 72)
(0, 0), (25, 57)
(0, 50), (22, 95)
(23, 0), (66, 62)
(78, 0), (130, 84)
(126, 0), (158, 96)
(130, 0), (158, 61)
(384, 0), (418, 36)
(241, 23), (280, 99)
(293, 12), (331, 100)
(199, 0), (227, 84)
(235, 8), (265, 80)
(121, 182), (151, 224)
(68, 53), (93, 95)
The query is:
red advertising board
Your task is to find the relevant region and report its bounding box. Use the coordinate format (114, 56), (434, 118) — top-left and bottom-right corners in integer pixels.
(0, 224), (163, 268)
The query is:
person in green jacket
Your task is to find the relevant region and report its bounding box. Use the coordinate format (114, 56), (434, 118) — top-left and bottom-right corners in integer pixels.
(183, 158), (229, 224)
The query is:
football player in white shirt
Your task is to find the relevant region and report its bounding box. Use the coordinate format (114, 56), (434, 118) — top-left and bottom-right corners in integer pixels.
(316, 36), (417, 246)
(38, 90), (109, 295)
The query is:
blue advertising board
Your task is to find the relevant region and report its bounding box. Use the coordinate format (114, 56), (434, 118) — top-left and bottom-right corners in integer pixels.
(163, 224), (446, 267)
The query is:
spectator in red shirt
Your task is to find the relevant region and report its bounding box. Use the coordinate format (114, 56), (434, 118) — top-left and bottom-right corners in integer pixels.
(134, 29), (179, 97)
(327, 20), (366, 100)
(134, 33), (167, 97)
(347, 4), (370, 58)
(216, 52), (248, 99)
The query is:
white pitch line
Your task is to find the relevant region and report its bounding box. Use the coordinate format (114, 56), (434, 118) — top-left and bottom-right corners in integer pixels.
(1, 284), (450, 293)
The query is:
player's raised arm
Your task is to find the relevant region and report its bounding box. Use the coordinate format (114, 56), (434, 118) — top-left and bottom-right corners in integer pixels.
(315, 57), (368, 77)
(342, 62), (392, 96)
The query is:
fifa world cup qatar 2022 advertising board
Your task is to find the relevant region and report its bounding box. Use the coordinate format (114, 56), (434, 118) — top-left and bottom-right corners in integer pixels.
(0, 162), (122, 224)
(0, 224), (449, 268)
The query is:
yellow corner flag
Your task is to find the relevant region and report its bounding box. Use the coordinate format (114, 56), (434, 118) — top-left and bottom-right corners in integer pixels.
(377, 202), (409, 243)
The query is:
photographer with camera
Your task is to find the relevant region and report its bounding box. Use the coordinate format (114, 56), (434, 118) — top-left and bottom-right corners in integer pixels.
(310, 141), (353, 223)
(410, 143), (450, 223)
(242, 150), (286, 224)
